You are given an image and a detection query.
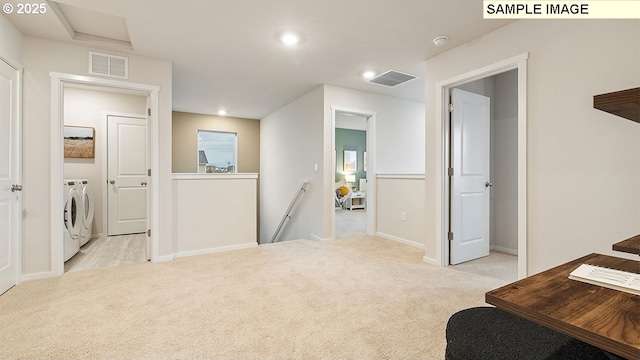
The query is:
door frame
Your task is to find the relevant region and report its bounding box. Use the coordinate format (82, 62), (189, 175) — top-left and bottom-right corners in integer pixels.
(1, 54), (23, 288)
(102, 112), (148, 239)
(436, 53), (528, 279)
(50, 72), (159, 276)
(330, 106), (377, 239)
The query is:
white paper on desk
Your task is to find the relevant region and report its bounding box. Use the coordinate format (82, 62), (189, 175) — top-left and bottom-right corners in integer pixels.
(569, 264), (640, 296)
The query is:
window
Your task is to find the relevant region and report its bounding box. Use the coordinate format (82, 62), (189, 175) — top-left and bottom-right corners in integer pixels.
(197, 130), (237, 173)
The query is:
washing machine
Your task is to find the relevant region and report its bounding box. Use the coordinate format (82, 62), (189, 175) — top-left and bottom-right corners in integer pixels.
(63, 179), (82, 262)
(75, 179), (95, 246)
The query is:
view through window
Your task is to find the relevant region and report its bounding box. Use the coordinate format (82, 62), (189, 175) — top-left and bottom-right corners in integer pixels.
(197, 130), (237, 173)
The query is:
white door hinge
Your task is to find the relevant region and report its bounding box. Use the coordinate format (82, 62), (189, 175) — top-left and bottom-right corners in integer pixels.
(449, 103), (454, 112)
(448, 231), (454, 241)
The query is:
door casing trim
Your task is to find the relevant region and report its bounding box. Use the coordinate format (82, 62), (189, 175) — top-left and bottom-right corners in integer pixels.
(50, 72), (159, 277)
(330, 106), (377, 239)
(435, 53), (529, 279)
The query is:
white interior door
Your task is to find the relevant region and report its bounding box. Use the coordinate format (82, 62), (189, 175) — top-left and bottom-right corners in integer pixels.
(0, 59), (20, 295)
(107, 115), (147, 236)
(450, 88), (490, 265)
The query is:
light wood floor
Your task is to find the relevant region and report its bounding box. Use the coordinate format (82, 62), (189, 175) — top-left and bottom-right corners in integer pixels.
(64, 233), (147, 273)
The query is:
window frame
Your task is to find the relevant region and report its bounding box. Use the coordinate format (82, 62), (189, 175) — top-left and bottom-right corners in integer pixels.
(197, 129), (238, 173)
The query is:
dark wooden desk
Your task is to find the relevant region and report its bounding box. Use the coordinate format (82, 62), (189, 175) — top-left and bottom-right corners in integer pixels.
(613, 234), (640, 255)
(486, 253), (640, 360)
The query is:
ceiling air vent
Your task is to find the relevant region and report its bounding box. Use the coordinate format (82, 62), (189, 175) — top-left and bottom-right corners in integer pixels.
(368, 70), (417, 87)
(89, 51), (128, 79)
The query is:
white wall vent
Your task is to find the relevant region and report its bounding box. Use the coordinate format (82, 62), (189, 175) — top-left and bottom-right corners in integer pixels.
(89, 51), (128, 79)
(368, 70), (417, 87)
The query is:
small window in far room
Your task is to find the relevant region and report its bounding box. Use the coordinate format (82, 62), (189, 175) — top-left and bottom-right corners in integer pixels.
(197, 130), (237, 173)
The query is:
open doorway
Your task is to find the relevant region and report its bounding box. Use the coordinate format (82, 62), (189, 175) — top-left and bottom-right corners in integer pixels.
(438, 54), (528, 280)
(61, 84), (149, 273)
(447, 71), (518, 282)
(334, 111), (367, 237)
(50, 73), (160, 277)
(331, 107), (376, 240)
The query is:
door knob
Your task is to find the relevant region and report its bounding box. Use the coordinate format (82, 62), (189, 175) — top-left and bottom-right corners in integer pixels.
(485, 181), (493, 188)
(109, 180), (116, 185)
(141, 181), (148, 186)
(11, 184), (23, 192)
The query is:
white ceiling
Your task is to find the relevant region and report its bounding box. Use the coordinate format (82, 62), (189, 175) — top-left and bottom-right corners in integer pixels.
(3, 0), (512, 119)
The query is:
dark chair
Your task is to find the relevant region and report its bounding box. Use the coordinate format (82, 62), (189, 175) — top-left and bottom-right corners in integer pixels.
(445, 307), (625, 360)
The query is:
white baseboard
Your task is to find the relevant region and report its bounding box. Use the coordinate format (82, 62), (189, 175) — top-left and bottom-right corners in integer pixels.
(376, 232), (425, 249)
(90, 232), (104, 240)
(309, 234), (331, 242)
(154, 255), (174, 262)
(422, 256), (439, 267)
(174, 243), (257, 258)
(22, 271), (55, 282)
(491, 245), (518, 256)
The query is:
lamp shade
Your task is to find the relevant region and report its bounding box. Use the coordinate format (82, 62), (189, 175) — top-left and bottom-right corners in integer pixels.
(345, 175), (356, 183)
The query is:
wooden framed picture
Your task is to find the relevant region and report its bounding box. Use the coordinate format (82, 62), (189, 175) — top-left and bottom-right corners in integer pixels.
(343, 150), (357, 171)
(64, 126), (95, 158)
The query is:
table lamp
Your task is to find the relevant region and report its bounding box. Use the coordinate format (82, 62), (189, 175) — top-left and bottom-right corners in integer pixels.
(345, 174), (356, 189)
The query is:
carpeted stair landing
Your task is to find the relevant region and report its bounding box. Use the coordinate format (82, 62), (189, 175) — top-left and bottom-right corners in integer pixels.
(0, 235), (508, 360)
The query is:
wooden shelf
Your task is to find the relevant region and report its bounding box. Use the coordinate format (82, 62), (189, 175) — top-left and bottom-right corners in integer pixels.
(613, 234), (640, 255)
(593, 87), (640, 123)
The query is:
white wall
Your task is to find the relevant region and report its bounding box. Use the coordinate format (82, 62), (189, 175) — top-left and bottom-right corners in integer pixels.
(0, 15), (22, 64)
(376, 176), (425, 248)
(425, 20), (640, 274)
(63, 86), (147, 239)
(335, 113), (366, 130)
(0, 18), (24, 280)
(260, 86), (325, 243)
(22, 37), (172, 277)
(172, 174), (258, 256)
(324, 85), (425, 174)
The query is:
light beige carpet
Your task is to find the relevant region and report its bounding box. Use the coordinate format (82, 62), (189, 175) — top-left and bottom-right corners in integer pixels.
(335, 209), (366, 238)
(449, 251), (518, 283)
(0, 235), (508, 360)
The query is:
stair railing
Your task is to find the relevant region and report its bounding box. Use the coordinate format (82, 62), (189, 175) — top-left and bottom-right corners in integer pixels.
(269, 181), (310, 243)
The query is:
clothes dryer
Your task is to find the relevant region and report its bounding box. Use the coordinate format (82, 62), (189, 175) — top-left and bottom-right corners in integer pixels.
(75, 179), (95, 246)
(63, 180), (82, 261)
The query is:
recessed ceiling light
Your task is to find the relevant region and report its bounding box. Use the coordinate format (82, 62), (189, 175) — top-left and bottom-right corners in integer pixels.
(433, 36), (448, 47)
(280, 32), (300, 46)
(363, 71), (375, 79)
(218, 110), (227, 116)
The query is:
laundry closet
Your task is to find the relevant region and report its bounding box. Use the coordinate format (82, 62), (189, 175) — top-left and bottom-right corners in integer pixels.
(62, 84), (148, 271)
